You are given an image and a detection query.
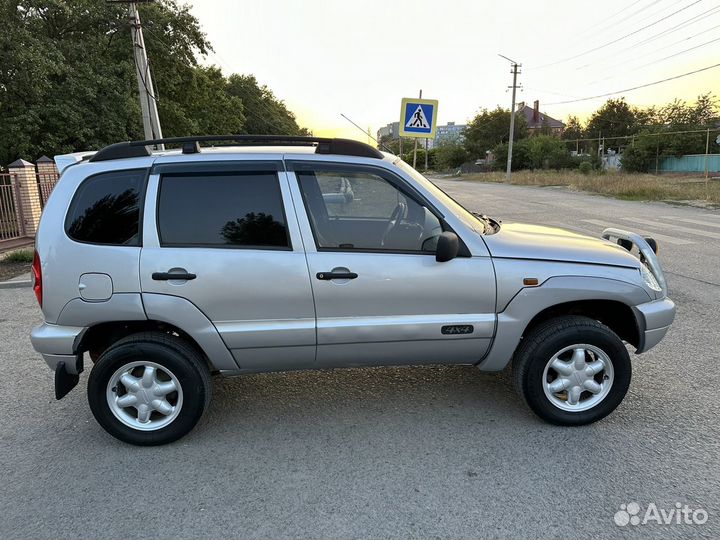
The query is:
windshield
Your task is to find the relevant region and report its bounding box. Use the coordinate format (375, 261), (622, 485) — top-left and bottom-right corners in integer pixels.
(394, 159), (496, 234)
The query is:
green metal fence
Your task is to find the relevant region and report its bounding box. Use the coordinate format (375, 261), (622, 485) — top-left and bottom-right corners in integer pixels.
(658, 154), (720, 174)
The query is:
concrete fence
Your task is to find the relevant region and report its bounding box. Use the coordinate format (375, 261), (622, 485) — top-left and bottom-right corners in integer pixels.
(0, 157), (59, 251)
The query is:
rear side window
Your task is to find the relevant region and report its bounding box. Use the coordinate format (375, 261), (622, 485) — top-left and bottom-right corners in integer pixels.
(157, 172), (289, 248)
(66, 169), (146, 246)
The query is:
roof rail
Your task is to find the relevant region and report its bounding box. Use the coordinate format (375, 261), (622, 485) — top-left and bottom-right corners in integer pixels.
(88, 135), (385, 162)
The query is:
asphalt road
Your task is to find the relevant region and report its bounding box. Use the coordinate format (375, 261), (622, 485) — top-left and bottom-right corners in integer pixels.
(1, 180), (718, 540)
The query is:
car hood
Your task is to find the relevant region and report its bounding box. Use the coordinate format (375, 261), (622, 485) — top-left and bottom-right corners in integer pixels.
(482, 222), (641, 268)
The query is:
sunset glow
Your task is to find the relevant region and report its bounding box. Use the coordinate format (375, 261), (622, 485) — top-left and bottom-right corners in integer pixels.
(190, 0), (719, 140)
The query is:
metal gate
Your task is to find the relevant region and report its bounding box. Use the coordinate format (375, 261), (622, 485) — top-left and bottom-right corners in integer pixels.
(37, 172), (59, 208)
(0, 173), (23, 241)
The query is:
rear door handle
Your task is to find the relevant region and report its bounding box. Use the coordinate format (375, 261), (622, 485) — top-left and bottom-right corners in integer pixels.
(152, 272), (197, 281)
(316, 271), (358, 280)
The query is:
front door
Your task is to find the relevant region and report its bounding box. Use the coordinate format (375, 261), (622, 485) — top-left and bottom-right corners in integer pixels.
(289, 161), (496, 368)
(140, 159), (316, 372)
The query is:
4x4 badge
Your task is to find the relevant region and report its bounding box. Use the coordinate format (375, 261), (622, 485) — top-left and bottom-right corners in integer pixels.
(441, 325), (474, 335)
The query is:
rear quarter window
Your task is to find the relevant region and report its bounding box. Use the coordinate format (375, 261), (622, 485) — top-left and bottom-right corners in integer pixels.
(66, 169), (146, 246)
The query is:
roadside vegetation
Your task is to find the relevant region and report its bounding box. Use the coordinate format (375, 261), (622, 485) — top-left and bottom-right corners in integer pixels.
(0, 248), (33, 282)
(451, 170), (720, 206)
(389, 94), (719, 176)
(2, 249), (33, 263)
(0, 1), (309, 165)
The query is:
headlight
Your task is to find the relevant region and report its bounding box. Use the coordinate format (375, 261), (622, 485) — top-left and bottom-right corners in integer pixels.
(640, 263), (662, 292)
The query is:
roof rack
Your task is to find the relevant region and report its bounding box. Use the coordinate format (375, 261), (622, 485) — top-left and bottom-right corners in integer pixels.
(88, 135), (385, 162)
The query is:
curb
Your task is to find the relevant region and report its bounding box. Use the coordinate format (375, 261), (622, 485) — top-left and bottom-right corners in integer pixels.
(0, 280), (32, 290)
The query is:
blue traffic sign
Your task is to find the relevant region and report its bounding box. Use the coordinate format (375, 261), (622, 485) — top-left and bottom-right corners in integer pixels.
(400, 98), (439, 138)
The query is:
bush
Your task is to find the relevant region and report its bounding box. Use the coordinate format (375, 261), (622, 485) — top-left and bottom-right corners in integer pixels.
(621, 135), (657, 173)
(493, 136), (572, 171)
(492, 141), (531, 171)
(401, 147), (437, 170)
(2, 249), (33, 263)
(578, 161), (593, 175)
(434, 141), (469, 170)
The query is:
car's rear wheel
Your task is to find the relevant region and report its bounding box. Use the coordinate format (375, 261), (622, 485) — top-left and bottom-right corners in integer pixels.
(87, 332), (211, 445)
(513, 316), (631, 425)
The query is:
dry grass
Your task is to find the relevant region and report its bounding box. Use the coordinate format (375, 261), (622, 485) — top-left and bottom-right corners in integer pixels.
(453, 170), (720, 207)
(2, 248), (33, 263)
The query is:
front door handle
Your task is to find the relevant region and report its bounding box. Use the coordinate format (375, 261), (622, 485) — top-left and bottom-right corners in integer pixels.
(152, 271), (197, 281)
(316, 271), (358, 280)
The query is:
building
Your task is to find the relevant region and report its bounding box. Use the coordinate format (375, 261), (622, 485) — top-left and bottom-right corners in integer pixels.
(377, 122), (400, 142)
(517, 100), (565, 136)
(428, 122), (467, 148)
(377, 120), (467, 149)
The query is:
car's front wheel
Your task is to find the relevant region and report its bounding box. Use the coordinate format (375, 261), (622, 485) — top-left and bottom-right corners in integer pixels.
(513, 316), (631, 425)
(87, 332), (212, 445)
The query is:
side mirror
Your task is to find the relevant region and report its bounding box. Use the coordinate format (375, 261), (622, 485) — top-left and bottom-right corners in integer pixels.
(436, 231), (459, 262)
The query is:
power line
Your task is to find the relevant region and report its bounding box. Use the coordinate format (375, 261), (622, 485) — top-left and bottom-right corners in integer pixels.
(560, 126), (720, 145)
(543, 62), (720, 105)
(580, 0), (658, 40)
(523, 86), (582, 100)
(538, 0), (659, 64)
(571, 5), (720, 74)
(142, 26), (295, 135)
(617, 20), (720, 64)
(579, 35), (720, 89)
(530, 0), (705, 70)
(632, 3), (720, 47)
(132, 31), (158, 102)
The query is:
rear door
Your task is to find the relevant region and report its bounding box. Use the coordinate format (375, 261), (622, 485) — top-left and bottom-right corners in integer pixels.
(140, 158), (316, 372)
(287, 160), (496, 368)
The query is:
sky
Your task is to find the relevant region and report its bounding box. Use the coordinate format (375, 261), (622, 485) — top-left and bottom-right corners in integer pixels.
(187, 0), (720, 141)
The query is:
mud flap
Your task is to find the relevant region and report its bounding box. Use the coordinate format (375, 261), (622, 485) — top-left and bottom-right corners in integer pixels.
(55, 356), (83, 400)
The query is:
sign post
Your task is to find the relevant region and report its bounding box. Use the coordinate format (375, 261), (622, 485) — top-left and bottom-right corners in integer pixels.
(400, 94), (438, 168)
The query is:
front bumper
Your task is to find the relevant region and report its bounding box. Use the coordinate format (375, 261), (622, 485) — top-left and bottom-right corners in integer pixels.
(633, 297), (676, 353)
(30, 323), (87, 374)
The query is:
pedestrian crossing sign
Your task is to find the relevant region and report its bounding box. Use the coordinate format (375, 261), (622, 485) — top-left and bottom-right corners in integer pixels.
(399, 97), (438, 138)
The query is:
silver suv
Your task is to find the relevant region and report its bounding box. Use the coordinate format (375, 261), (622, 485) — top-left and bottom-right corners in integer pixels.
(30, 135), (676, 445)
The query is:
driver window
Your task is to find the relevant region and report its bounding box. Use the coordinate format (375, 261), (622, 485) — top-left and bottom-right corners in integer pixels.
(296, 169), (443, 252)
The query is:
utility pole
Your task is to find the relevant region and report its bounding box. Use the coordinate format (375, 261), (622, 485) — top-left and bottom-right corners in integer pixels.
(413, 89), (422, 169)
(114, 0), (164, 148)
(424, 137), (429, 171)
(499, 55), (521, 180)
(705, 128), (710, 179)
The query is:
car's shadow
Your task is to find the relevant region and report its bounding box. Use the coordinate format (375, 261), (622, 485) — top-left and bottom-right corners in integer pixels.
(191, 364), (533, 444)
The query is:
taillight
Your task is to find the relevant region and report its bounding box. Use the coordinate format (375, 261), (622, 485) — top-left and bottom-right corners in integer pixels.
(32, 250), (42, 307)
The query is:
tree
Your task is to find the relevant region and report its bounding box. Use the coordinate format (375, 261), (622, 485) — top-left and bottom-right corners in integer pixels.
(585, 98), (642, 151)
(378, 136), (419, 156)
(0, 0), (307, 164)
(620, 134), (661, 173)
(621, 93), (719, 170)
(493, 136), (572, 171)
(562, 115), (584, 142)
(226, 74), (309, 135)
(401, 147), (436, 170)
(434, 140), (469, 170)
(464, 107), (527, 160)
(492, 141), (530, 171)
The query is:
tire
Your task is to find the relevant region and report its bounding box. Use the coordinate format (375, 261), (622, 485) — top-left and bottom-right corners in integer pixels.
(87, 332), (212, 446)
(513, 316), (631, 426)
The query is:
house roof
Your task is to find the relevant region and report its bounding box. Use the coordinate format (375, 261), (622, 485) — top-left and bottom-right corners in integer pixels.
(518, 105), (565, 130)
